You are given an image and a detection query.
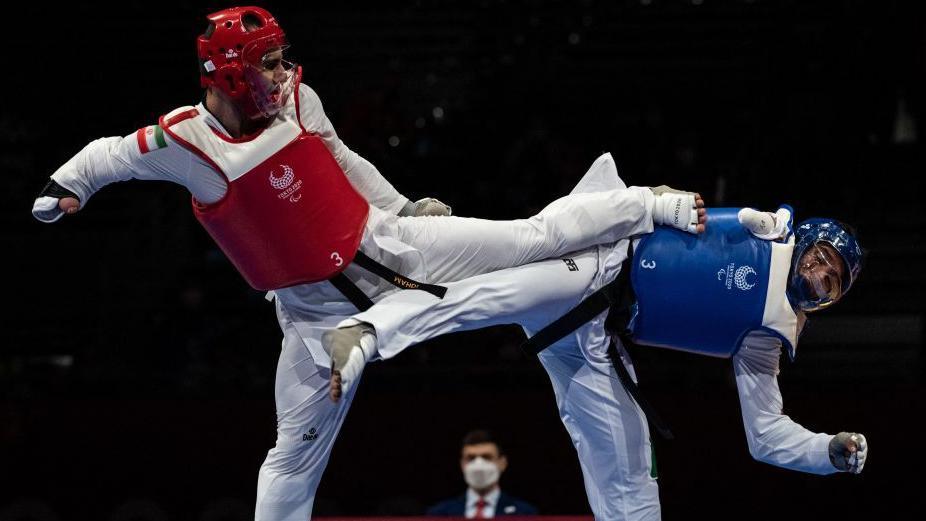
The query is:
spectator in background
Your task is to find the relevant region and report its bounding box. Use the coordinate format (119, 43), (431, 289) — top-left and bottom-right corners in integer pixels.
(428, 430), (538, 518)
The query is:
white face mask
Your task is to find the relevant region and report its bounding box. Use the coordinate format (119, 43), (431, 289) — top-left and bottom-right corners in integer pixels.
(463, 457), (500, 490)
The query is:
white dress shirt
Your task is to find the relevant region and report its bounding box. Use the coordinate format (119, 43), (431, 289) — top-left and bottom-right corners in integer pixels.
(465, 487), (501, 518)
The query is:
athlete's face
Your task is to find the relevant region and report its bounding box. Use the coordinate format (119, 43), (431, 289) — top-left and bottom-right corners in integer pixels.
(246, 49), (288, 95)
(796, 242), (847, 305)
(256, 49), (289, 85)
(243, 47), (295, 118)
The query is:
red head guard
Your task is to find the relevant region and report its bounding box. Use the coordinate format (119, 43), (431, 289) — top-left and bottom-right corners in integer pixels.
(197, 6), (294, 120)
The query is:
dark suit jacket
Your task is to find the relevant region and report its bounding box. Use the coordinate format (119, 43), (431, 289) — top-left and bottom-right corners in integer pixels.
(427, 490), (538, 517)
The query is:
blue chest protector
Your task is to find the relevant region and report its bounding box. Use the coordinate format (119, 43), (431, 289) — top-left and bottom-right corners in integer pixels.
(630, 208), (798, 358)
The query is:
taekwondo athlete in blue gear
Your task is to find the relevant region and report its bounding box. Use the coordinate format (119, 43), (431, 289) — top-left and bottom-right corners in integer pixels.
(520, 203), (870, 518)
(335, 155), (870, 520)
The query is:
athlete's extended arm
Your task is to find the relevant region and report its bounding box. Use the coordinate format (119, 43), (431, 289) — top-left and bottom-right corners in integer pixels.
(31, 128), (221, 223)
(733, 334), (868, 474)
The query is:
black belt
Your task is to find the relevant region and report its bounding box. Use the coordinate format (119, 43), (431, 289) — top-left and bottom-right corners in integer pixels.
(329, 250), (447, 312)
(521, 273), (628, 356)
(520, 243), (674, 440)
(522, 243), (636, 355)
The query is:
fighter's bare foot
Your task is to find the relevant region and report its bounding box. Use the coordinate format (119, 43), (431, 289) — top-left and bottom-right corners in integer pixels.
(322, 321), (376, 402)
(330, 371), (343, 401)
(696, 203), (707, 233)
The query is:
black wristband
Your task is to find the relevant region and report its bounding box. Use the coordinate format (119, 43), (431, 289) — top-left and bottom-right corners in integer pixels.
(39, 179), (79, 200)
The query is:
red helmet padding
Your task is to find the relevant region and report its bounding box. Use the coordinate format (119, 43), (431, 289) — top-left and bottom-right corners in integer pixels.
(197, 6), (287, 114)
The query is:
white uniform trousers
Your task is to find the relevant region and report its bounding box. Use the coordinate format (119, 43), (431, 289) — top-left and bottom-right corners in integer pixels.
(257, 156), (657, 520)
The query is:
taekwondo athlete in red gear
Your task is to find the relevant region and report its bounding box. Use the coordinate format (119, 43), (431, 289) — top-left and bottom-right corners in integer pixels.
(344, 156), (868, 520)
(30, 7), (708, 520)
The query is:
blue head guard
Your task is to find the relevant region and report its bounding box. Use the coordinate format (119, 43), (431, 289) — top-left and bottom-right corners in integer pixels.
(788, 218), (863, 311)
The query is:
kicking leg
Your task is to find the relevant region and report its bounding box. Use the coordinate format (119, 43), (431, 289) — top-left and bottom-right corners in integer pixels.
(356, 248), (601, 360)
(323, 249), (600, 400)
(380, 187), (659, 283)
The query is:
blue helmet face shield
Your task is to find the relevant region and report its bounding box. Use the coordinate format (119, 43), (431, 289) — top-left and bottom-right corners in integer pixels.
(788, 218), (863, 312)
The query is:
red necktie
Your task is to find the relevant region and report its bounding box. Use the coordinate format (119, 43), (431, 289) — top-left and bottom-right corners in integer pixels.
(474, 497), (488, 519)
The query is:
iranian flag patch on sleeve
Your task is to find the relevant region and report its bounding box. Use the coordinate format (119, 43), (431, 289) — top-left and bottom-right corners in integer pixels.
(136, 125), (167, 154)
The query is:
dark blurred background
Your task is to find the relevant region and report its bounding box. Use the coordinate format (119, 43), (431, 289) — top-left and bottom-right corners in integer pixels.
(2, 1), (924, 519)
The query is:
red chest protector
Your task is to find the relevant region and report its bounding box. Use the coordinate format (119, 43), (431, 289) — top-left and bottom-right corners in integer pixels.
(160, 80), (369, 291)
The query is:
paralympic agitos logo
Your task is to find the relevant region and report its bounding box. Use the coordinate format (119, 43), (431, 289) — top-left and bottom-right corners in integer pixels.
(269, 164), (303, 203)
(717, 263), (758, 291)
